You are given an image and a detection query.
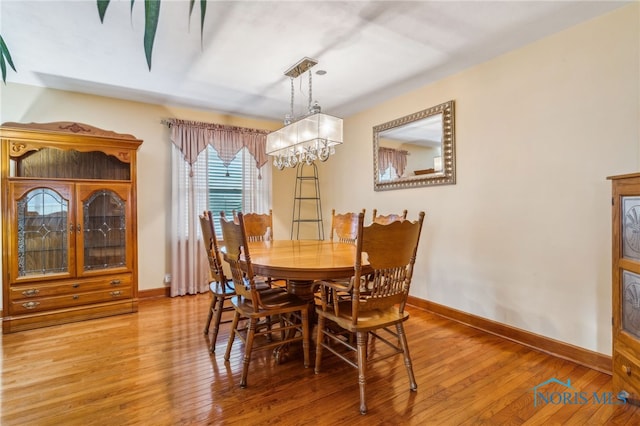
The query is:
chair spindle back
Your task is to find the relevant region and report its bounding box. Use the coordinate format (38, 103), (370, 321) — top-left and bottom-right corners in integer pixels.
(235, 209), (273, 242)
(199, 210), (229, 287)
(219, 211), (264, 311)
(330, 208), (366, 243)
(352, 211), (425, 322)
(371, 209), (408, 224)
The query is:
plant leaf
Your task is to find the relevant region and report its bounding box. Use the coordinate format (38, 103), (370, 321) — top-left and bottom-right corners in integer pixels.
(200, 0), (207, 45)
(0, 55), (6, 84)
(188, 1), (206, 47)
(0, 35), (17, 72)
(0, 34), (17, 83)
(189, 0), (195, 22)
(97, 0), (110, 23)
(143, 0), (161, 70)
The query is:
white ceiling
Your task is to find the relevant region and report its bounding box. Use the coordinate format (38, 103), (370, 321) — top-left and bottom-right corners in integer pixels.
(1, 0), (631, 122)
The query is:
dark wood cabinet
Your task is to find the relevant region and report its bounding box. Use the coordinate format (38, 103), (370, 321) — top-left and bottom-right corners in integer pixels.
(609, 172), (640, 403)
(1, 122), (142, 333)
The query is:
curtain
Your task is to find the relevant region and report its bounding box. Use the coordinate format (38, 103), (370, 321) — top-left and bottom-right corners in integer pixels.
(169, 119), (269, 169)
(170, 144), (209, 296)
(168, 119), (271, 296)
(378, 147), (409, 178)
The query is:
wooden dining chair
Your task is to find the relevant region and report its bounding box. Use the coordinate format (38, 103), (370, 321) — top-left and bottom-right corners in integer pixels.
(199, 210), (236, 353)
(232, 209), (282, 288)
(371, 208), (408, 224)
(233, 209), (273, 242)
(324, 208), (367, 306)
(220, 212), (310, 388)
(314, 211), (425, 414)
(200, 210), (273, 352)
(330, 208), (366, 243)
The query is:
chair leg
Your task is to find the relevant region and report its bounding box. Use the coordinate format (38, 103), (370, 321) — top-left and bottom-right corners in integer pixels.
(240, 318), (258, 388)
(314, 314), (325, 374)
(260, 315), (273, 343)
(224, 311), (240, 362)
(301, 309), (310, 368)
(209, 296), (226, 352)
(203, 294), (216, 334)
(356, 331), (368, 415)
(396, 323), (417, 391)
(279, 314), (286, 341)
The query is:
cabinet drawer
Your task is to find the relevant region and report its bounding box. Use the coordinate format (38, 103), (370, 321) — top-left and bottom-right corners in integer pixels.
(10, 286), (133, 315)
(613, 350), (640, 397)
(10, 274), (132, 300)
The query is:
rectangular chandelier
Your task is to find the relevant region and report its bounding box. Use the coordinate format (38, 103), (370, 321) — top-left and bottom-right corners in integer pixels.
(266, 57), (343, 169)
(266, 112), (343, 168)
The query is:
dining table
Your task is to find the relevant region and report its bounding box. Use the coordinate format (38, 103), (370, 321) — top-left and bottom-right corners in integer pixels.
(247, 239), (367, 301)
(244, 239), (369, 363)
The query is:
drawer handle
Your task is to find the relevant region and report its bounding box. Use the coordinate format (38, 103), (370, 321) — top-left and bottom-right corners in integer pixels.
(623, 364), (632, 376)
(72, 283), (80, 288)
(22, 288), (40, 297)
(110, 280), (121, 286)
(72, 295), (79, 300)
(110, 290), (123, 297)
(22, 301), (40, 309)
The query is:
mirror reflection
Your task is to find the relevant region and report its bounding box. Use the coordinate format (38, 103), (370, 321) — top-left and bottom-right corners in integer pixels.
(373, 100), (455, 191)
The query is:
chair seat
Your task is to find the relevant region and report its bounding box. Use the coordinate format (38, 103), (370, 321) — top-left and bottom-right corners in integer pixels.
(231, 290), (309, 316)
(209, 280), (235, 297)
(316, 302), (409, 332)
(318, 277), (372, 293)
(320, 278), (351, 292)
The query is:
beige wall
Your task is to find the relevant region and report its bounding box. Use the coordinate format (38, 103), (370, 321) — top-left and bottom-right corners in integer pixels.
(1, 4), (638, 355)
(277, 4), (640, 354)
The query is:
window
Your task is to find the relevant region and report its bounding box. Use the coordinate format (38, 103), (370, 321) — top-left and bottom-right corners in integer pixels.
(206, 145), (271, 235)
(379, 166), (396, 182)
(207, 146), (242, 219)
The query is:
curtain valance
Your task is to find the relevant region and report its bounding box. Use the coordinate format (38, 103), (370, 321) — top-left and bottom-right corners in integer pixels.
(167, 118), (269, 169)
(378, 147), (409, 178)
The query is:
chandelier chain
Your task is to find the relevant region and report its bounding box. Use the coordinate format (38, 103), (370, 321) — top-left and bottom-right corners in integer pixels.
(308, 70), (313, 110)
(289, 77), (295, 121)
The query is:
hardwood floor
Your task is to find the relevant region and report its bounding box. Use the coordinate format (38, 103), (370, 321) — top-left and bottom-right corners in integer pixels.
(1, 294), (638, 425)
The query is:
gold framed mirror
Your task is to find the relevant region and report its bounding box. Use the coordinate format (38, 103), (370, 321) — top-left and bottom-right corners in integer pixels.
(373, 100), (455, 191)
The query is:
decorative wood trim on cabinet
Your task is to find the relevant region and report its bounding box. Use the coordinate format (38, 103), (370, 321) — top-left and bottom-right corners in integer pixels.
(407, 296), (612, 375)
(1, 122), (143, 333)
(608, 172), (640, 404)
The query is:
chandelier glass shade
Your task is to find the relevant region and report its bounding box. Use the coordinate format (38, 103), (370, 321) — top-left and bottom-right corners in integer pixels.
(266, 112), (343, 170)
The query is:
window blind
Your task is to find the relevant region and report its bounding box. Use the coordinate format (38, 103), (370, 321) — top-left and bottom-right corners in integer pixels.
(207, 146), (242, 235)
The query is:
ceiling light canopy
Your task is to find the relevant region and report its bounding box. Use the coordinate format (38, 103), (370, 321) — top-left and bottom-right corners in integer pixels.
(266, 57), (343, 170)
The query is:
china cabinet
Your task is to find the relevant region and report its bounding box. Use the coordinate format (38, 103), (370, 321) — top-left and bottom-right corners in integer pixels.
(1, 122), (142, 333)
(609, 172), (640, 403)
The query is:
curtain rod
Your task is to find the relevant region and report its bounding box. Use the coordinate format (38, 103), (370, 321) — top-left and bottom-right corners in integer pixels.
(160, 118), (269, 134)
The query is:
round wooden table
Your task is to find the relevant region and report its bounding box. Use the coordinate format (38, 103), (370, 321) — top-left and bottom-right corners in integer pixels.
(246, 240), (364, 363)
(247, 239), (361, 299)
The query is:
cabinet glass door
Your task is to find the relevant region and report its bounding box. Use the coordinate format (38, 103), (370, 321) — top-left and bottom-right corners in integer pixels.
(622, 270), (640, 338)
(77, 184), (131, 274)
(623, 196), (640, 261)
(13, 184), (73, 278)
